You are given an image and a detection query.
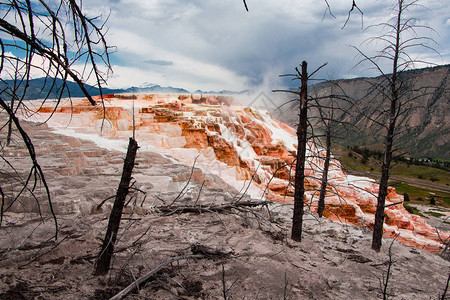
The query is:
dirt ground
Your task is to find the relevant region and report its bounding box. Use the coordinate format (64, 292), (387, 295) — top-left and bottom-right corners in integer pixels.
(0, 207), (449, 299)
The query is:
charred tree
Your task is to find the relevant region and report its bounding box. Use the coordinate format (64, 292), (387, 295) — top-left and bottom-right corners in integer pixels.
(275, 61), (330, 242)
(5, 95), (14, 147)
(372, 87), (397, 250)
(312, 85), (350, 217)
(317, 125), (331, 217)
(291, 61), (309, 242)
(94, 138), (139, 276)
(352, 0), (439, 251)
(371, 2), (403, 252)
(372, 0), (417, 251)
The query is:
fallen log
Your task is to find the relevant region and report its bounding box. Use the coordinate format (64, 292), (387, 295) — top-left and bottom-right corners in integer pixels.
(157, 200), (271, 216)
(109, 254), (204, 300)
(190, 243), (234, 258)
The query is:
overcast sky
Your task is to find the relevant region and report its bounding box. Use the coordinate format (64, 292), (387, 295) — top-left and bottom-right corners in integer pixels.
(81, 0), (449, 92)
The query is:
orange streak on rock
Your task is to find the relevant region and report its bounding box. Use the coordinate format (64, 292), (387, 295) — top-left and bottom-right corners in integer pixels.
(34, 94), (449, 254)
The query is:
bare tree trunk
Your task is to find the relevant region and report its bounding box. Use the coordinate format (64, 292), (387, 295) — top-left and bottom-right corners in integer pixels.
(372, 93), (397, 250)
(291, 61), (308, 242)
(317, 127), (331, 217)
(372, 2), (402, 252)
(6, 115), (12, 146)
(372, 142), (392, 250)
(6, 89), (16, 147)
(94, 137), (138, 275)
(441, 273), (450, 300)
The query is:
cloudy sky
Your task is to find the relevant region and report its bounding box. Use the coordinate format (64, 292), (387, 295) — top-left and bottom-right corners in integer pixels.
(80, 0), (449, 92)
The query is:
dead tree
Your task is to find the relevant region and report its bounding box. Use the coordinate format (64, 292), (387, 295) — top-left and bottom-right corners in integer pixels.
(291, 61), (308, 242)
(441, 273), (450, 300)
(0, 1), (111, 234)
(380, 235), (398, 299)
(316, 101), (333, 218)
(94, 137), (138, 276)
(352, 0), (439, 251)
(309, 82), (352, 218)
(275, 61), (327, 242)
(274, 73), (355, 223)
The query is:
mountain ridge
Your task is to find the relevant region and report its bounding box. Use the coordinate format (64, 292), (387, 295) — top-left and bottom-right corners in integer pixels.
(2, 64), (448, 158)
(0, 78), (247, 99)
(274, 64), (450, 159)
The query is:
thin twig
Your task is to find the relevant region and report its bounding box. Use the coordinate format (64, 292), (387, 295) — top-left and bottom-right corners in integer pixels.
(243, 0), (248, 12)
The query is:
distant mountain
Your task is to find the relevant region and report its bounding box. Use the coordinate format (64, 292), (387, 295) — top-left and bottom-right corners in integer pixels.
(273, 64), (450, 159)
(193, 89), (248, 95)
(0, 78), (247, 99)
(125, 84), (189, 94)
(0, 77), (122, 100)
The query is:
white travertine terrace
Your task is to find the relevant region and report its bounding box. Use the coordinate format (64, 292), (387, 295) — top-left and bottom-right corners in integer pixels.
(27, 93), (448, 253)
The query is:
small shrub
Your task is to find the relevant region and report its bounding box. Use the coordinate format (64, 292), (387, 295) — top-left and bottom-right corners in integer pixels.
(404, 204), (423, 216)
(361, 156), (369, 165)
(417, 174), (424, 180)
(429, 197), (436, 205)
(430, 177), (439, 182)
(403, 192), (410, 202)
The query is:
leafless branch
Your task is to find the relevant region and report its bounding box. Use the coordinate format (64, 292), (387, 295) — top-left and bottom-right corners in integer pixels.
(342, 0), (364, 30)
(243, 0), (248, 12)
(0, 0), (112, 235)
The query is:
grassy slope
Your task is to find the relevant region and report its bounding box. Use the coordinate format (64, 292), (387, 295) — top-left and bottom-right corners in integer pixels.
(331, 143), (450, 208)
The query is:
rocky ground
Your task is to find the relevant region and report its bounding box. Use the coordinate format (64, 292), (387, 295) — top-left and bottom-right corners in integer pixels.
(0, 119), (449, 299)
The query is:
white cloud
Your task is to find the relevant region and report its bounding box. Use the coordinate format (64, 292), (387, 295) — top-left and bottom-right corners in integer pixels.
(0, 52), (57, 81)
(74, 0), (450, 90)
(106, 60), (250, 92)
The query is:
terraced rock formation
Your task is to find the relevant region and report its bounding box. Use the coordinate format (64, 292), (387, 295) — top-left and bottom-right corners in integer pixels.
(6, 93), (444, 253)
